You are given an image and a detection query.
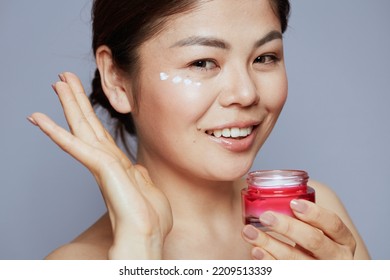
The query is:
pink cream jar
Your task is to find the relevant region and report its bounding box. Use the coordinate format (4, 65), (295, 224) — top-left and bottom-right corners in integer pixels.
(241, 170), (315, 229)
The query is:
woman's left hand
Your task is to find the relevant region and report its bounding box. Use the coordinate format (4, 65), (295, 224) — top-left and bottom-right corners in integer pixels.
(241, 199), (357, 259)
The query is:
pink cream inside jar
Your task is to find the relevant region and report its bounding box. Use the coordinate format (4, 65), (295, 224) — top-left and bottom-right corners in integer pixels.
(241, 170), (315, 229)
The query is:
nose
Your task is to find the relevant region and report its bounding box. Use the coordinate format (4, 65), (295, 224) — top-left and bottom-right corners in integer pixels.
(218, 67), (260, 108)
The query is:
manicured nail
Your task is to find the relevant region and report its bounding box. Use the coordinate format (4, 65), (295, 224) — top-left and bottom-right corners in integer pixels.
(27, 116), (38, 126)
(252, 248), (264, 260)
(290, 199), (308, 213)
(243, 225), (258, 240)
(58, 73), (66, 82)
(259, 212), (277, 226)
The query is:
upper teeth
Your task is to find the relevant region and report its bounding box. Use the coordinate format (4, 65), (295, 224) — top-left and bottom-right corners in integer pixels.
(206, 126), (253, 138)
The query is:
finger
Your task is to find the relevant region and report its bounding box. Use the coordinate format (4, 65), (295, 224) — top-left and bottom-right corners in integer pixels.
(60, 72), (112, 141)
(128, 164), (161, 201)
(60, 72), (133, 170)
(134, 164), (153, 185)
(53, 81), (97, 143)
(30, 113), (165, 244)
(259, 210), (354, 259)
(290, 200), (356, 250)
(30, 112), (102, 170)
(251, 247), (276, 260)
(242, 224), (314, 260)
(30, 112), (142, 215)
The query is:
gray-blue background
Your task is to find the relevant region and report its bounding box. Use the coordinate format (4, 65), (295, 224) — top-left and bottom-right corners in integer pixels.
(1, 1), (389, 259)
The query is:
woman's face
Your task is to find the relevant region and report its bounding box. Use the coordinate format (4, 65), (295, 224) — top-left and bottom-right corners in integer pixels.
(131, 0), (287, 181)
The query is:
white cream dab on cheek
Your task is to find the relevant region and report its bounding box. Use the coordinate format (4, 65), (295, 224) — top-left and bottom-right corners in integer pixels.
(183, 78), (192, 85)
(159, 72), (202, 87)
(172, 76), (182, 84)
(160, 72), (169, 80)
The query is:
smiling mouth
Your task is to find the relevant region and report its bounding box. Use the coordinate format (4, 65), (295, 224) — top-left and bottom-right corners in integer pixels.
(206, 126), (254, 139)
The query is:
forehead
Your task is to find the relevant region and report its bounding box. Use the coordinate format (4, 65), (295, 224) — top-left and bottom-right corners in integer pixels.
(150, 0), (281, 46)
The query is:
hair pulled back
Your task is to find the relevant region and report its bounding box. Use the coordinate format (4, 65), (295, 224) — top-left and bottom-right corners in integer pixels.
(89, 0), (290, 155)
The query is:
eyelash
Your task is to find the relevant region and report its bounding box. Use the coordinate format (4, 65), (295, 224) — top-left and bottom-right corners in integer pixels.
(254, 54), (280, 65)
(189, 59), (218, 71)
(189, 54), (279, 71)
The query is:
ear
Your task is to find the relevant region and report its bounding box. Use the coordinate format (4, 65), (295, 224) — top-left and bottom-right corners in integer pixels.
(95, 46), (133, 113)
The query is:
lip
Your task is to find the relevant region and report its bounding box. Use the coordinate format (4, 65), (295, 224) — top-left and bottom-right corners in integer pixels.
(206, 123), (260, 153)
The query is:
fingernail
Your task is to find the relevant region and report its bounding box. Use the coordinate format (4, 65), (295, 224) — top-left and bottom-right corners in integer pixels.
(290, 199), (308, 213)
(51, 84), (58, 94)
(243, 225), (258, 240)
(252, 248), (264, 260)
(27, 116), (38, 126)
(259, 212), (277, 226)
(58, 73), (66, 82)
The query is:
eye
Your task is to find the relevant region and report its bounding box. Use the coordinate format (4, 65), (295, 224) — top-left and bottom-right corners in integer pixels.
(190, 59), (218, 71)
(254, 54), (279, 65)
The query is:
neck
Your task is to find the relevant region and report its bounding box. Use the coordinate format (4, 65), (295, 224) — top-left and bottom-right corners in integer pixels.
(137, 155), (243, 226)
(136, 152), (251, 259)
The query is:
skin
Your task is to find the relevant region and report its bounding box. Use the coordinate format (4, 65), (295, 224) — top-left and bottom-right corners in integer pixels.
(29, 0), (370, 259)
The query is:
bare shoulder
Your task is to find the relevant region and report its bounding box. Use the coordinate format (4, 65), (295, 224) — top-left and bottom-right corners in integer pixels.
(308, 179), (343, 207)
(308, 179), (357, 219)
(308, 179), (371, 259)
(308, 179), (354, 232)
(45, 213), (113, 260)
(45, 241), (107, 260)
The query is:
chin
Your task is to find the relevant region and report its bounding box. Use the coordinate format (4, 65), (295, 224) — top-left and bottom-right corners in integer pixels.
(207, 157), (254, 182)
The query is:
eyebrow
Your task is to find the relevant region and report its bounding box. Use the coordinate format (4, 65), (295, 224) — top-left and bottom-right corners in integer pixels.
(254, 30), (283, 48)
(170, 36), (230, 49)
(170, 30), (283, 49)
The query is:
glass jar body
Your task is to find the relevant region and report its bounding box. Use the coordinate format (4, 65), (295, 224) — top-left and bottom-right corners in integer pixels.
(241, 170), (315, 229)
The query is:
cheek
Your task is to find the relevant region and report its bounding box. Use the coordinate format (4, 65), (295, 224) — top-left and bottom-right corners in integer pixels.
(259, 73), (288, 111)
(147, 72), (217, 121)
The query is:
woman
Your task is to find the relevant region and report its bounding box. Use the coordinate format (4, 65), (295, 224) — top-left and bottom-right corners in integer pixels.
(28, 0), (370, 259)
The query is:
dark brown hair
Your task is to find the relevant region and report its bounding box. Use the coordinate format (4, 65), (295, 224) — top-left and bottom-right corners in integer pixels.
(90, 0), (291, 158)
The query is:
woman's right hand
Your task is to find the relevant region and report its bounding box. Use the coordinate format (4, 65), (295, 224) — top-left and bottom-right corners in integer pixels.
(28, 72), (173, 259)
